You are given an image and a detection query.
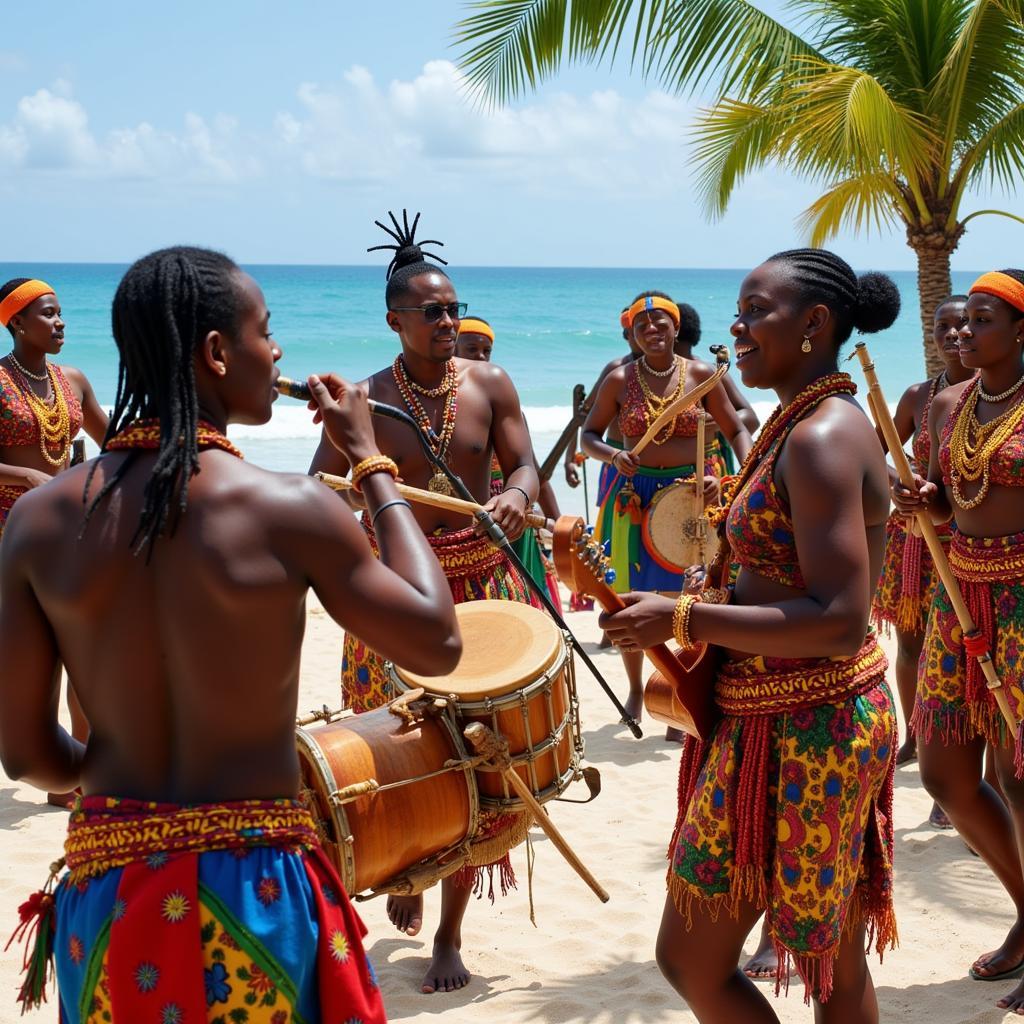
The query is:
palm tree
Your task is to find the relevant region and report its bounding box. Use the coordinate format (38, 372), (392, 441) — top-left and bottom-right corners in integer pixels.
(454, 0), (1024, 376)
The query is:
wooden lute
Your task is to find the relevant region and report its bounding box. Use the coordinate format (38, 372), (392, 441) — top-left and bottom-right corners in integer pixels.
(552, 516), (718, 740)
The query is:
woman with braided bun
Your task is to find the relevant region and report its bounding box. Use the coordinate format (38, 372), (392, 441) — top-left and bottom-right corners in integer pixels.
(894, 269), (1024, 1013)
(600, 250), (899, 1022)
(582, 289), (752, 730)
(0, 277), (108, 806)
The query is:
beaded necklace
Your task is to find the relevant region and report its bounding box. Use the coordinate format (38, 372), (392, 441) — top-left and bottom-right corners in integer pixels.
(7, 361), (71, 467)
(391, 355), (459, 495)
(708, 372), (857, 531)
(104, 419), (244, 459)
(8, 351), (49, 382)
(947, 377), (1024, 509)
(634, 356), (687, 445)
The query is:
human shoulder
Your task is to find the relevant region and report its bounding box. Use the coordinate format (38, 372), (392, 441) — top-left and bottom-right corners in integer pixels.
(930, 379), (971, 429)
(686, 358), (716, 382)
(785, 393), (874, 463)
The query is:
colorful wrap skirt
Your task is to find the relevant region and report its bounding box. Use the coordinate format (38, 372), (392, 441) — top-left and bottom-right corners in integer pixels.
(914, 528), (1024, 773)
(341, 520), (541, 896)
(511, 527), (563, 614)
(39, 797), (385, 1024)
(671, 637), (896, 1003)
(0, 482), (27, 541)
(872, 511), (952, 635)
(594, 446), (726, 594)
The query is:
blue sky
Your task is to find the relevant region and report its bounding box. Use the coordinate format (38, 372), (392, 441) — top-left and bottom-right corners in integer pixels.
(0, 1), (1018, 270)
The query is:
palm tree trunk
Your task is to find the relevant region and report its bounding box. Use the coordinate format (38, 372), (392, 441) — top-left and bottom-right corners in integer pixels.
(908, 226), (963, 379)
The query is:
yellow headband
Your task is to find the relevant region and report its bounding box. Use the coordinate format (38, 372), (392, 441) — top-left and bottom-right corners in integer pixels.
(625, 295), (680, 330)
(0, 279), (56, 327)
(970, 272), (1024, 315)
(458, 318), (494, 342)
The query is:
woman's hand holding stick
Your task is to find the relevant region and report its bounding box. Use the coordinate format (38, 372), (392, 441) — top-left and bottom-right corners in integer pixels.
(853, 342), (1018, 738)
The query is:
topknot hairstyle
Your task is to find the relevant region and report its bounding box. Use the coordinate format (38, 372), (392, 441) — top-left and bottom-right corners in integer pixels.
(767, 248), (900, 345)
(368, 209), (449, 308)
(82, 246), (245, 558)
(0, 278), (32, 336)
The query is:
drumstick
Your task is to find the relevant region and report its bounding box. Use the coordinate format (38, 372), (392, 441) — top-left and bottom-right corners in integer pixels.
(463, 722), (610, 904)
(853, 342), (1018, 738)
(316, 471), (547, 530)
(632, 346), (731, 457)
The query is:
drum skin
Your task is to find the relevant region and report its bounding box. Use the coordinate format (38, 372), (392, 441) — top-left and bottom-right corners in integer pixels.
(394, 601), (579, 807)
(642, 479), (718, 573)
(297, 705), (473, 894)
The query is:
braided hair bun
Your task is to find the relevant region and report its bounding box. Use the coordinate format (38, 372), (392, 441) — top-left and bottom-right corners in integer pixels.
(853, 272), (901, 335)
(368, 210), (449, 307)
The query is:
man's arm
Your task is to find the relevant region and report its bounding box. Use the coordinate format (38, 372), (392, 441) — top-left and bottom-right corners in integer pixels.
(0, 499), (85, 789)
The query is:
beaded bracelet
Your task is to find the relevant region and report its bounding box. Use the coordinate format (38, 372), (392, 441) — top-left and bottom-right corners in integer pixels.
(502, 484), (531, 508)
(673, 593), (701, 652)
(351, 455), (399, 492)
(371, 498), (412, 529)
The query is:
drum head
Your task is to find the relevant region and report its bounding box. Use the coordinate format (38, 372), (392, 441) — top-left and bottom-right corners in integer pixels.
(642, 479), (715, 573)
(394, 600), (562, 699)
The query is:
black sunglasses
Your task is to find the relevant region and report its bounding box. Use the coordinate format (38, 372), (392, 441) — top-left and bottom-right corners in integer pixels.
(389, 302), (467, 323)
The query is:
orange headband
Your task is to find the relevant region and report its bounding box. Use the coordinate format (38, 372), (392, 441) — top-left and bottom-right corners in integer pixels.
(0, 279), (55, 327)
(458, 318), (494, 342)
(624, 295), (680, 330)
(969, 272), (1024, 315)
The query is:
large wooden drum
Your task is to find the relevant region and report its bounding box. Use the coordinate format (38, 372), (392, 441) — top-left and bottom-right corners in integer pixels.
(296, 700), (478, 895)
(392, 601), (583, 810)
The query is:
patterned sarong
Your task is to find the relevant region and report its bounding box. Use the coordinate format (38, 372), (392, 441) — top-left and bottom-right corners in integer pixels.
(914, 529), (1024, 772)
(41, 796), (386, 1023)
(594, 444), (726, 594)
(0, 482), (27, 541)
(872, 512), (952, 635)
(670, 637), (897, 1003)
(341, 521), (541, 897)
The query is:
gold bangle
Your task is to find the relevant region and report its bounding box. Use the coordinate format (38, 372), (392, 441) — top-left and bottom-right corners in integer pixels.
(673, 593), (701, 652)
(351, 455), (398, 492)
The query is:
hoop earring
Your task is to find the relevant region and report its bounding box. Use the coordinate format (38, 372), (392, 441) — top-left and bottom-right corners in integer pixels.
(801, 336), (812, 353)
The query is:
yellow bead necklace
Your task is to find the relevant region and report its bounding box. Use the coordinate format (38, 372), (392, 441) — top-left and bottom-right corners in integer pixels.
(9, 363), (71, 467)
(948, 377), (1024, 509)
(636, 356), (687, 445)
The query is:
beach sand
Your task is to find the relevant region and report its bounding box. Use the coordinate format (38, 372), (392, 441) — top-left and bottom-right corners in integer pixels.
(0, 589), (1017, 1024)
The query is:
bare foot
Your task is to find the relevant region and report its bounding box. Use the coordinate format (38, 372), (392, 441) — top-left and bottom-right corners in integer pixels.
(997, 978), (1024, 1013)
(387, 894), (423, 936)
(664, 727), (684, 744)
(742, 926), (780, 980)
(895, 736), (917, 766)
(970, 919), (1024, 980)
(599, 631), (612, 649)
(46, 791), (77, 809)
(928, 802), (953, 829)
(623, 690), (644, 725)
(421, 939), (470, 994)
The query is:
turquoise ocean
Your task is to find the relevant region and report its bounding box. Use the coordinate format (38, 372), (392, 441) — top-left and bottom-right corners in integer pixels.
(1, 262), (979, 520)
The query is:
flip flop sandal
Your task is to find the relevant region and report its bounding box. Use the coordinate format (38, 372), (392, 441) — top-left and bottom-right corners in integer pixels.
(969, 960), (1024, 982)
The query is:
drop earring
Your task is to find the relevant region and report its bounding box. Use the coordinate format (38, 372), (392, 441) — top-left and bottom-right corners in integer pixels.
(801, 336), (812, 353)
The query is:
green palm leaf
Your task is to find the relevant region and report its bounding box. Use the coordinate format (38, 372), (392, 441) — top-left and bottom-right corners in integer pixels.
(797, 173), (909, 244)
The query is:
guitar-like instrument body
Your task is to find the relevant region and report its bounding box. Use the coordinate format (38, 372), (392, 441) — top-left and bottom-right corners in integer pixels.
(552, 516), (719, 741)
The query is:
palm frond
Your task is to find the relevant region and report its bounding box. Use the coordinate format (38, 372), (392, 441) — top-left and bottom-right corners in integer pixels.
(797, 173), (907, 245)
(948, 101), (1024, 218)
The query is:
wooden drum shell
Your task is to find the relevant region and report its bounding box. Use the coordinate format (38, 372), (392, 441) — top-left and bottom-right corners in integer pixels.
(296, 705), (477, 895)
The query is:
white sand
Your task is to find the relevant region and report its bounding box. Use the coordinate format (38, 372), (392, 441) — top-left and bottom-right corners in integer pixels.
(1, 590), (1019, 1023)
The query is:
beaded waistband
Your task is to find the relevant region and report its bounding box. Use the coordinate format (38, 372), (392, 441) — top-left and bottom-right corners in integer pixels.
(950, 529), (1024, 583)
(64, 796), (318, 884)
(0, 483), (28, 508)
(715, 636), (887, 717)
(362, 518), (507, 578)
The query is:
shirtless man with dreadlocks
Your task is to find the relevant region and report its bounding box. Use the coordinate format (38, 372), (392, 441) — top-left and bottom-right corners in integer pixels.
(310, 210), (543, 995)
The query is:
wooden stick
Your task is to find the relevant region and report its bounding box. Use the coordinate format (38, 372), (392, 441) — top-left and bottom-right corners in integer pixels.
(315, 472), (547, 530)
(632, 347), (731, 457)
(853, 342), (1018, 738)
(463, 722), (610, 903)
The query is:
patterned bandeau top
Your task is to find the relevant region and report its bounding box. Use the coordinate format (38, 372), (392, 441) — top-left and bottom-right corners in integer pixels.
(938, 377), (1024, 488)
(618, 361), (702, 439)
(0, 363), (83, 450)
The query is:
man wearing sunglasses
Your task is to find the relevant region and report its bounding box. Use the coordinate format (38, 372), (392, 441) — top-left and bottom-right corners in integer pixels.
(310, 213), (542, 997)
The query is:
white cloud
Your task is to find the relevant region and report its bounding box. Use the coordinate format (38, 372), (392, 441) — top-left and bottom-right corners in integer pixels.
(0, 84), (254, 182)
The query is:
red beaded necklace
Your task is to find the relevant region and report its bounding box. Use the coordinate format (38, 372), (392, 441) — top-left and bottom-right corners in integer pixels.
(104, 419), (244, 460)
(391, 356), (459, 494)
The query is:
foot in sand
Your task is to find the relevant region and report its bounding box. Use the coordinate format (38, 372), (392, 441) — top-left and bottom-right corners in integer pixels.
(421, 939), (470, 994)
(665, 727), (684, 744)
(997, 978), (1024, 1014)
(969, 919), (1024, 981)
(895, 737), (917, 766)
(928, 802), (953, 829)
(46, 791), (77, 809)
(623, 690), (644, 725)
(742, 924), (781, 980)
(387, 894), (423, 936)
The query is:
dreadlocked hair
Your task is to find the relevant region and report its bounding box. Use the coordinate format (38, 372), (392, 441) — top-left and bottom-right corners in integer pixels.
(82, 246), (244, 558)
(767, 248), (900, 345)
(0, 278), (32, 337)
(368, 209), (449, 307)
